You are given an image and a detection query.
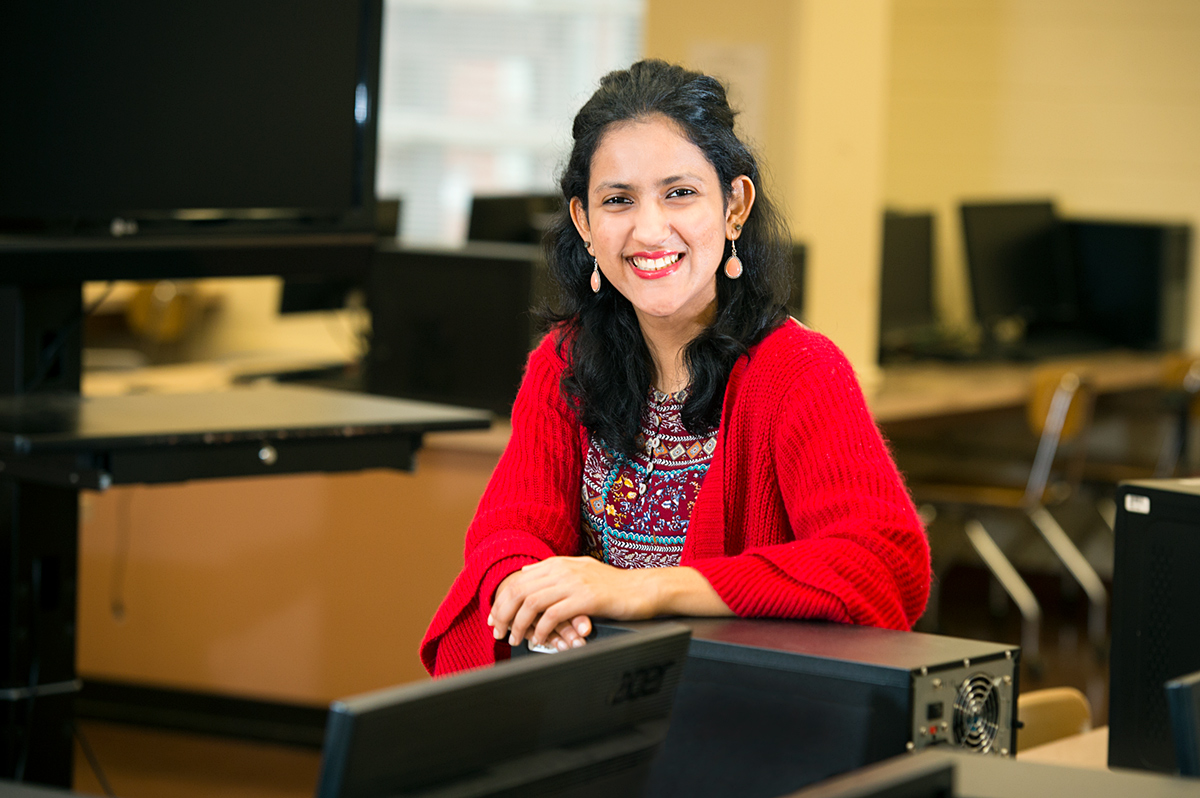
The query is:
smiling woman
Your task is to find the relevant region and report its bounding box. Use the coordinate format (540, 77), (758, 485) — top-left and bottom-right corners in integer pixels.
(420, 60), (931, 676)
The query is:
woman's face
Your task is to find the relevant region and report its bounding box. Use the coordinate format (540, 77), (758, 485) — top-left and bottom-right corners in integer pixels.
(570, 115), (753, 330)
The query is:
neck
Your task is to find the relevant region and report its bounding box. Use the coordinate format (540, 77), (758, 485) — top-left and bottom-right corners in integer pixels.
(637, 301), (716, 394)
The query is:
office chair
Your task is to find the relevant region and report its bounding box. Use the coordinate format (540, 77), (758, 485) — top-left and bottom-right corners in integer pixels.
(1166, 669), (1200, 777)
(911, 367), (1108, 667)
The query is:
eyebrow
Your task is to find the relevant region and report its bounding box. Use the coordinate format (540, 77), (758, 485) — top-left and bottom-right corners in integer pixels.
(593, 174), (702, 192)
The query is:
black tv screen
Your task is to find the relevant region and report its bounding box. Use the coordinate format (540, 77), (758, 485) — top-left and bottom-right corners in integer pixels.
(1, 0), (379, 238)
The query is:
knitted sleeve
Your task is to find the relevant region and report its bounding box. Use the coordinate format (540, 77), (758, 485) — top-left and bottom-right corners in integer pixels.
(690, 335), (931, 630)
(419, 335), (585, 676)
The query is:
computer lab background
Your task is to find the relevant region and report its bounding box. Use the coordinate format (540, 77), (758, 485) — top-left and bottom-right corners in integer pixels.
(69, 1), (1200, 792)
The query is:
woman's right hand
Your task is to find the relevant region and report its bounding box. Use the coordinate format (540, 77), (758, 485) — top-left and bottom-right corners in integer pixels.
(489, 567), (593, 651)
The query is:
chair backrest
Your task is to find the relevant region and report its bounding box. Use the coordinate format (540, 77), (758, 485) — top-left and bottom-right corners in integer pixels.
(1023, 368), (1094, 506)
(1166, 669), (1200, 776)
(1017, 686), (1092, 751)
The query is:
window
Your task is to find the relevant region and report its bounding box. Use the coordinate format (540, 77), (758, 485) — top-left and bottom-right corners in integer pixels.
(376, 0), (643, 244)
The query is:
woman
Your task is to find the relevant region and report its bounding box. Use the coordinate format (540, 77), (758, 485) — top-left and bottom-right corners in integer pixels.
(421, 60), (930, 676)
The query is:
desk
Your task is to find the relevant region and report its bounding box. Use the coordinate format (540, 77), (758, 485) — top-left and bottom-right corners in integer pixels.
(787, 748), (1200, 798)
(0, 384), (490, 785)
(1019, 726), (1109, 770)
(870, 350), (1169, 424)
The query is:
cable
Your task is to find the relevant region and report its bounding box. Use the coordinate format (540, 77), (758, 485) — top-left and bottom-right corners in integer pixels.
(72, 722), (117, 798)
(110, 490), (134, 622)
(25, 281), (117, 393)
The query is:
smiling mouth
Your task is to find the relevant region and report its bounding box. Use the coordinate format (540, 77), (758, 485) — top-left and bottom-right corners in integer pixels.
(630, 253), (682, 271)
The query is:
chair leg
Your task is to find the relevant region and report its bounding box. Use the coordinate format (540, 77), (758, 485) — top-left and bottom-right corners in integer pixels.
(1026, 505), (1108, 651)
(964, 519), (1041, 662)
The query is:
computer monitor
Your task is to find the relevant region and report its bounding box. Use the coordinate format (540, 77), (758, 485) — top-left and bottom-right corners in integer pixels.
(315, 624), (691, 798)
(366, 242), (541, 415)
(878, 211), (935, 360)
(467, 195), (562, 245)
(1166, 669), (1200, 777)
(960, 201), (1077, 350)
(789, 242), (807, 319)
(0, 0), (382, 283)
(1109, 480), (1200, 773)
(1064, 220), (1190, 350)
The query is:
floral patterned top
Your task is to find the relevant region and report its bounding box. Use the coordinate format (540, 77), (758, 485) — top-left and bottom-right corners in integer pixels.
(581, 388), (717, 568)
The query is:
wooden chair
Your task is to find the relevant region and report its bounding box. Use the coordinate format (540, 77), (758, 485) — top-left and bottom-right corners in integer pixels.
(1016, 686), (1093, 752)
(1166, 669), (1200, 776)
(911, 367), (1108, 664)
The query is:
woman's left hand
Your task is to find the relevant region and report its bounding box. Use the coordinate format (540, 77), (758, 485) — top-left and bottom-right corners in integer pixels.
(489, 556), (656, 650)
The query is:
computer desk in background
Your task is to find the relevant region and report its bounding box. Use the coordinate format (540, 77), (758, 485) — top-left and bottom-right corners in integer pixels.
(869, 349), (1169, 424)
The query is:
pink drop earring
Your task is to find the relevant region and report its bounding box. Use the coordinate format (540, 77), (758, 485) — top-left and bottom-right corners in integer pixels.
(590, 258), (601, 293)
(724, 224), (743, 279)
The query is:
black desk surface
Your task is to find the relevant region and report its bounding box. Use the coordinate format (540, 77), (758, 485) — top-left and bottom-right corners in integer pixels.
(0, 384), (491, 454)
(0, 384), (492, 488)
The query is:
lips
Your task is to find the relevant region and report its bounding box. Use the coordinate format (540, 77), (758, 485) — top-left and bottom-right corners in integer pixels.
(629, 251), (682, 279)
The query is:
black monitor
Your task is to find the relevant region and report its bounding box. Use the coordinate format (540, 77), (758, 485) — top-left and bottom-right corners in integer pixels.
(789, 242), (807, 319)
(467, 195), (561, 245)
(0, 0), (383, 283)
(1064, 220), (1190, 350)
(960, 201), (1078, 349)
(366, 242), (542, 415)
(314, 624), (691, 798)
(878, 211), (935, 359)
(1109, 480), (1200, 773)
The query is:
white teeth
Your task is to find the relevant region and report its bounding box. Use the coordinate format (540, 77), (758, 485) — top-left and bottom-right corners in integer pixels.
(631, 253), (682, 271)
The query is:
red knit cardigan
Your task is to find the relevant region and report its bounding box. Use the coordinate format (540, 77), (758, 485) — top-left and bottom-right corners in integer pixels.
(420, 321), (931, 676)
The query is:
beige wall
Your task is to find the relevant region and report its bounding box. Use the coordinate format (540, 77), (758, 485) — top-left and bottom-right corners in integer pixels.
(885, 0), (1200, 343)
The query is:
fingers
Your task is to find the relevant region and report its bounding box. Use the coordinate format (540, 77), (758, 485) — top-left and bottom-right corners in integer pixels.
(529, 595), (593, 647)
(488, 566), (558, 641)
(551, 615), (593, 650)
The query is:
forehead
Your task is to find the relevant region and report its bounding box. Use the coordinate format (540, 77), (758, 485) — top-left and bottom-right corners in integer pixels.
(589, 115), (719, 188)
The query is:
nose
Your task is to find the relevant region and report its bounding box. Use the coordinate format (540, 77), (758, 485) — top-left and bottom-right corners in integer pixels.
(631, 198), (671, 246)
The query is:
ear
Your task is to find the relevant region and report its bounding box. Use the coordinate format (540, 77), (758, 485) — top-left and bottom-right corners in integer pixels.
(569, 197), (593, 254)
(726, 175), (756, 239)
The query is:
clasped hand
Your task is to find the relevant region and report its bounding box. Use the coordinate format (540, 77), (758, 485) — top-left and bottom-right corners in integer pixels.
(487, 556), (657, 652)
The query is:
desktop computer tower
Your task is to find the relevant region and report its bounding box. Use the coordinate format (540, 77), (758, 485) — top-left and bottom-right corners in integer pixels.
(1109, 479), (1200, 773)
(596, 619), (1019, 798)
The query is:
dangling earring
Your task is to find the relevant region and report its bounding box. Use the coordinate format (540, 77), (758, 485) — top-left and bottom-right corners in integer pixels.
(724, 238), (743, 279)
(590, 258), (601, 293)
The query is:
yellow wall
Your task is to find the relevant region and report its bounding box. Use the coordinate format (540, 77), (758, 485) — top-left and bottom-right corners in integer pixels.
(885, 0), (1200, 342)
(648, 0), (1200, 361)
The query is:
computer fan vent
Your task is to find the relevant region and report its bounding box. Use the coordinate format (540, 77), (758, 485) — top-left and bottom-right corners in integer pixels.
(953, 674), (1001, 753)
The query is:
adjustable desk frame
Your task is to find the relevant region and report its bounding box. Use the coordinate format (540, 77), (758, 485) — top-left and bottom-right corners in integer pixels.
(0, 281), (490, 787)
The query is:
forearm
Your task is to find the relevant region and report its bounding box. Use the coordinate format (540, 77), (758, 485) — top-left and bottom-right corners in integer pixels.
(641, 565), (733, 618)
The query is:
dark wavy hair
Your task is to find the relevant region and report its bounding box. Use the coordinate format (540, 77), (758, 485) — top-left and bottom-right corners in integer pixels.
(540, 59), (792, 457)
